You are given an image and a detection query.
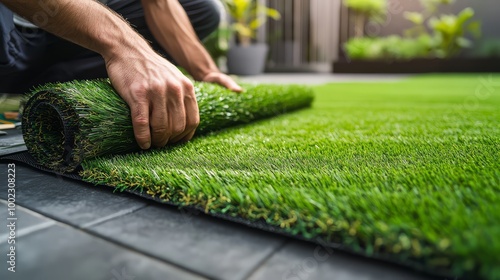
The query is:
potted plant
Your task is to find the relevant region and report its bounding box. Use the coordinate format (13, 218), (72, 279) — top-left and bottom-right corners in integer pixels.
(222, 0), (280, 75)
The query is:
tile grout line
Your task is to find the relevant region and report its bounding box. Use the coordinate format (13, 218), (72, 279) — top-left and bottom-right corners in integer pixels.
(0, 221), (56, 243)
(1, 197), (287, 280)
(80, 204), (150, 229)
(2, 202), (211, 279)
(78, 220), (215, 280)
(75, 224), (212, 280)
(241, 238), (291, 280)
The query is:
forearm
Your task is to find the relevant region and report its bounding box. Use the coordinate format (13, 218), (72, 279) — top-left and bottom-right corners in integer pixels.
(2, 0), (202, 150)
(141, 0), (219, 80)
(1, 0), (152, 60)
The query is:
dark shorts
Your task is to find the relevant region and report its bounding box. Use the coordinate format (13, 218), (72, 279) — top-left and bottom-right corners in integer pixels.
(0, 0), (221, 93)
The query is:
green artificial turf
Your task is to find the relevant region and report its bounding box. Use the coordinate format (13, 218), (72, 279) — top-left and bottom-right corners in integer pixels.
(21, 80), (313, 172)
(80, 75), (500, 279)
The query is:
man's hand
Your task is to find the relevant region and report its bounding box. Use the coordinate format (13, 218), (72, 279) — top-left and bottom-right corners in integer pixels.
(1, 0), (200, 150)
(105, 48), (199, 149)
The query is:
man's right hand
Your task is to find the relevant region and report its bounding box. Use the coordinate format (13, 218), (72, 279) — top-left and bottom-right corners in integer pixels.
(1, 0), (200, 150)
(104, 48), (200, 150)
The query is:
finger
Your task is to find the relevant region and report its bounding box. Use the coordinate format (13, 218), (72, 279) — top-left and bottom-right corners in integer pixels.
(165, 82), (187, 144)
(130, 100), (151, 150)
(225, 79), (243, 93)
(170, 85), (199, 143)
(203, 73), (243, 93)
(149, 85), (169, 148)
(179, 129), (196, 144)
(213, 75), (243, 93)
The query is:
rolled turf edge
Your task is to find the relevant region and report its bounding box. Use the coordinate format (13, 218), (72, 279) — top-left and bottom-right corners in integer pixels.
(21, 79), (314, 172)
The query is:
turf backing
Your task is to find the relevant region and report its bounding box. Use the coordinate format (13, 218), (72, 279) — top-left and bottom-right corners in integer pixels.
(81, 75), (500, 279)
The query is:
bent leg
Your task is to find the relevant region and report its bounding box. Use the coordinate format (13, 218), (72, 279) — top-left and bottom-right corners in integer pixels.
(0, 4), (15, 71)
(178, 0), (222, 40)
(0, 4), (49, 93)
(112, 0), (221, 44)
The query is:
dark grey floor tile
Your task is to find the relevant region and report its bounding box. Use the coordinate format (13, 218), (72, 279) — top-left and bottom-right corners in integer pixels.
(90, 204), (286, 280)
(0, 221), (206, 280)
(0, 163), (148, 227)
(248, 240), (437, 280)
(0, 128), (26, 156)
(0, 200), (55, 242)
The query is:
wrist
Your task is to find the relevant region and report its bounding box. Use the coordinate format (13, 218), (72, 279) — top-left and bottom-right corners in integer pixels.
(101, 34), (153, 62)
(91, 12), (152, 62)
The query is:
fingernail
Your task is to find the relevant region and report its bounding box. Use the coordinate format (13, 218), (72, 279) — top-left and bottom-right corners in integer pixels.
(141, 141), (151, 150)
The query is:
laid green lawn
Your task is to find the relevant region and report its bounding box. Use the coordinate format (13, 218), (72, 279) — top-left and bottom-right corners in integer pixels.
(58, 75), (500, 278)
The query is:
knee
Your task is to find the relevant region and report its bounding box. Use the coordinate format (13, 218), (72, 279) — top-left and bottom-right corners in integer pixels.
(186, 0), (221, 40)
(204, 0), (222, 33)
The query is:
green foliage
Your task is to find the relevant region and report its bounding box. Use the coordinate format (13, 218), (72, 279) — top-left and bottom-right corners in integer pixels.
(429, 8), (482, 58)
(345, 35), (433, 60)
(343, 0), (387, 37)
(222, 0), (280, 46)
(404, 11), (426, 37)
(420, 0), (455, 14)
(81, 75), (500, 279)
(343, 0), (387, 19)
(344, 0), (481, 60)
(22, 79), (313, 172)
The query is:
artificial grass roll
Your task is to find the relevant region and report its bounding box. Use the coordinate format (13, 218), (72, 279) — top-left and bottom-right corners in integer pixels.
(21, 79), (314, 172)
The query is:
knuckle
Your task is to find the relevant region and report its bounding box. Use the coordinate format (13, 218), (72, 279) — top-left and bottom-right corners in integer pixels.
(149, 79), (166, 96)
(171, 121), (186, 136)
(182, 79), (194, 92)
(131, 106), (148, 124)
(168, 82), (182, 96)
(129, 82), (149, 97)
(184, 89), (197, 102)
(151, 125), (169, 137)
(132, 116), (149, 127)
(187, 115), (200, 130)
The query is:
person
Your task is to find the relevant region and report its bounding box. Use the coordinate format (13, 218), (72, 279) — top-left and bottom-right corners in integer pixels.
(0, 0), (242, 149)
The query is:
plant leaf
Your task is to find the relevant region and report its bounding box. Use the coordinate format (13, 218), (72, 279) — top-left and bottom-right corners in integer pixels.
(232, 22), (253, 38)
(404, 12), (424, 25)
(249, 18), (264, 30)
